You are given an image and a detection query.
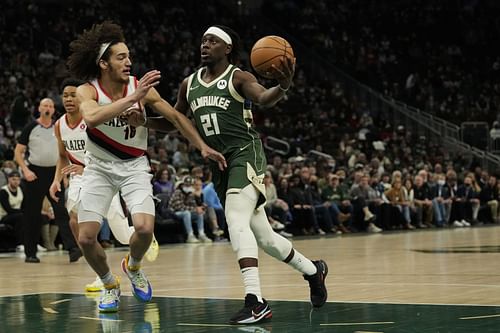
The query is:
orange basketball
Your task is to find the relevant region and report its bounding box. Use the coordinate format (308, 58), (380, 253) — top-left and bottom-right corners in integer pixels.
(250, 36), (294, 79)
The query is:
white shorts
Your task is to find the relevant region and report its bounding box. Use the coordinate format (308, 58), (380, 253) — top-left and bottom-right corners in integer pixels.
(78, 153), (154, 223)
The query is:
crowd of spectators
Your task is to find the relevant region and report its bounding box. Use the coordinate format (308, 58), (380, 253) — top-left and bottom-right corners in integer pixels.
(1, 0), (500, 249)
(267, 0), (500, 126)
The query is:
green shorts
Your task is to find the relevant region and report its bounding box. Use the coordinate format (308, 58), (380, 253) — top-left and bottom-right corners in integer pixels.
(211, 140), (267, 208)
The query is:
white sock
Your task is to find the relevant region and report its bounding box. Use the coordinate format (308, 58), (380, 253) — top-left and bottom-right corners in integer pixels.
(241, 267), (263, 302)
(100, 271), (116, 287)
(128, 255), (142, 269)
(287, 250), (317, 276)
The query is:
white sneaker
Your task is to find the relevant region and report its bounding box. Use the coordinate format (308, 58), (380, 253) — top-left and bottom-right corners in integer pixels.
(16, 245), (24, 252)
(37, 245), (47, 252)
(364, 211), (376, 221)
(86, 277), (104, 292)
(461, 220), (471, 227)
(279, 230), (293, 238)
(186, 234), (200, 243)
(368, 223), (382, 233)
(453, 220), (464, 227)
(317, 228), (326, 235)
(145, 235), (159, 262)
(198, 234), (213, 243)
(212, 229), (224, 237)
(270, 220), (285, 231)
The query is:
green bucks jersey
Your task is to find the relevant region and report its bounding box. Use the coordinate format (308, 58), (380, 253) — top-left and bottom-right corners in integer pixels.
(186, 64), (259, 155)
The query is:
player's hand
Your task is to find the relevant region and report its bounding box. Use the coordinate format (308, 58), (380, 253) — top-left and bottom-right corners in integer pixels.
(133, 70), (161, 102)
(24, 168), (37, 182)
(121, 108), (146, 127)
(49, 181), (61, 202)
(201, 145), (227, 171)
(272, 57), (295, 90)
(62, 164), (84, 176)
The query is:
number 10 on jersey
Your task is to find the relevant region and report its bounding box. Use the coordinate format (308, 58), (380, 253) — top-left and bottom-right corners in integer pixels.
(200, 113), (220, 136)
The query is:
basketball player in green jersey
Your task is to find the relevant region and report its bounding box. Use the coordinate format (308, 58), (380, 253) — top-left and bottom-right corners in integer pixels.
(175, 25), (328, 324)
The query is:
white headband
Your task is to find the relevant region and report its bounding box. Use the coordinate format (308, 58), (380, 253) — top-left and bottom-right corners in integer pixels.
(203, 26), (232, 45)
(96, 42), (111, 65)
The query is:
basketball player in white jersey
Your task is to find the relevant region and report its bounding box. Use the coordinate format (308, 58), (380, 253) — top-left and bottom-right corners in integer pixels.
(67, 22), (226, 313)
(48, 78), (161, 293)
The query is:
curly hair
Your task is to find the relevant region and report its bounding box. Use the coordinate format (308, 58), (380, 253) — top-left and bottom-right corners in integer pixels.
(67, 21), (125, 81)
(213, 25), (240, 64)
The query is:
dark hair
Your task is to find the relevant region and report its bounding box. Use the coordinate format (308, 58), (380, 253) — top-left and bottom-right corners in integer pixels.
(60, 78), (85, 92)
(213, 25), (240, 64)
(67, 21), (126, 80)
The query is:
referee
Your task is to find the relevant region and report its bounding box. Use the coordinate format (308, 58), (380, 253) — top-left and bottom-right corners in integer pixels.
(14, 98), (81, 263)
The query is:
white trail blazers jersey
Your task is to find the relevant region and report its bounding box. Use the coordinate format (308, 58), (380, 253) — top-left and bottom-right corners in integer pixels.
(55, 114), (87, 166)
(87, 76), (147, 161)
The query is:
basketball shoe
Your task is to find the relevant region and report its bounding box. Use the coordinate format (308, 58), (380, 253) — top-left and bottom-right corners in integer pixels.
(98, 279), (121, 313)
(145, 236), (159, 262)
(121, 254), (152, 302)
(86, 276), (104, 292)
(303, 260), (328, 307)
(229, 294), (272, 324)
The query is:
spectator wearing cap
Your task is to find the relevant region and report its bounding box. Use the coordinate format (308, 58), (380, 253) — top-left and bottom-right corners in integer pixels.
(168, 176), (211, 243)
(321, 174), (352, 233)
(0, 171), (23, 249)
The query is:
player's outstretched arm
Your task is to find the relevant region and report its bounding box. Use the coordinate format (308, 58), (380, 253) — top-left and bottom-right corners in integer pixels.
(78, 70), (161, 128)
(146, 86), (227, 170)
(236, 57), (295, 108)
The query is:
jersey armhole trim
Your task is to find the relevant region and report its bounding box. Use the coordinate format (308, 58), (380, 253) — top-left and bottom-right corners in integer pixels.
(186, 73), (196, 101)
(228, 68), (245, 103)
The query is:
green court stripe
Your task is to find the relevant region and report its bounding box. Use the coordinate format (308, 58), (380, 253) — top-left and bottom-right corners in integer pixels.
(177, 323), (234, 327)
(460, 314), (500, 320)
(50, 299), (72, 305)
(320, 321), (395, 326)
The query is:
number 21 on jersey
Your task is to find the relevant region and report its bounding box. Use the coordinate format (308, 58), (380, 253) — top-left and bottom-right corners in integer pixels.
(200, 113), (220, 136)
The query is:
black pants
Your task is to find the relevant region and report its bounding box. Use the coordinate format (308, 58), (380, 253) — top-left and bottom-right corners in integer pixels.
(21, 165), (77, 257)
(1, 212), (23, 245)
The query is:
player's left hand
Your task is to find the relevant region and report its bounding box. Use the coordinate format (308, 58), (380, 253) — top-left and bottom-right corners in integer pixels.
(62, 164), (84, 176)
(272, 56), (295, 90)
(201, 145), (227, 170)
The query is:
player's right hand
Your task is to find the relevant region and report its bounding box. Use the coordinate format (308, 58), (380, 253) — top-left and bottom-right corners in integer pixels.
(24, 169), (37, 182)
(134, 70), (161, 102)
(49, 181), (61, 202)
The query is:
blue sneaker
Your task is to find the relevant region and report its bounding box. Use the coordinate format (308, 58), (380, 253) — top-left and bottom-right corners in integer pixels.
(121, 255), (152, 302)
(98, 281), (120, 313)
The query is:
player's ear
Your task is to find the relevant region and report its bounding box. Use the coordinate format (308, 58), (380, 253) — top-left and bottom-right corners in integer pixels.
(225, 44), (232, 55)
(98, 59), (108, 71)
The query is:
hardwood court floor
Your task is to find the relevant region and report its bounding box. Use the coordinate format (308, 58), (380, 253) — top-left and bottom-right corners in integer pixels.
(1, 226), (499, 332)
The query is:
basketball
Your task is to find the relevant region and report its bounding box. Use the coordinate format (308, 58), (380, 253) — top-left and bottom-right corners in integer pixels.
(250, 35), (294, 79)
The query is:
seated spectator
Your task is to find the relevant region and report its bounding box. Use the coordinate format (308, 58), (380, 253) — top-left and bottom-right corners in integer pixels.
(402, 178), (417, 226)
(384, 179), (414, 229)
(169, 176), (211, 243)
(413, 175), (433, 228)
(455, 175), (480, 225)
(263, 172), (289, 232)
(288, 174), (320, 235)
(0, 171), (23, 249)
(349, 174), (382, 232)
(201, 170), (226, 238)
(193, 176), (224, 239)
(321, 174), (352, 233)
(153, 168), (175, 197)
(431, 173), (452, 227)
(479, 175), (499, 223)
